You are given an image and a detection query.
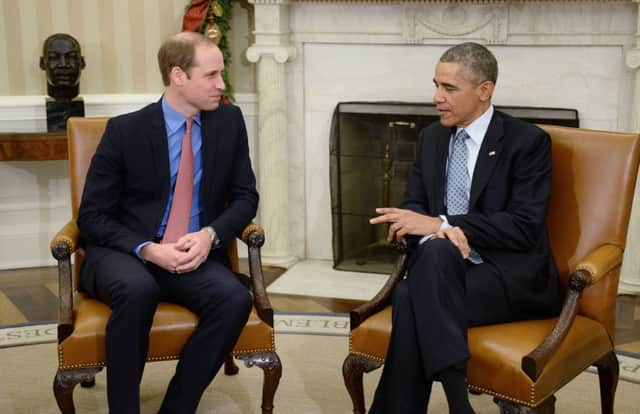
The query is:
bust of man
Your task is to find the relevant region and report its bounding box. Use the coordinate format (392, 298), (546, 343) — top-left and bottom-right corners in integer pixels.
(39, 33), (86, 100)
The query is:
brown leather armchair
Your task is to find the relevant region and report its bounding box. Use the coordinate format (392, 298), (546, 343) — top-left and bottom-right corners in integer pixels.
(51, 117), (281, 414)
(343, 125), (640, 413)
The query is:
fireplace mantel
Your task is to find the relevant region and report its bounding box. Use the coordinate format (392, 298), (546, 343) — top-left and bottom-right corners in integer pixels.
(247, 0), (640, 293)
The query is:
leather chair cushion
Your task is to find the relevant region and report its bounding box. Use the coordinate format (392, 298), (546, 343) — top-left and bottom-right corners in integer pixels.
(467, 316), (613, 406)
(350, 306), (613, 407)
(349, 306), (392, 361)
(59, 294), (274, 369)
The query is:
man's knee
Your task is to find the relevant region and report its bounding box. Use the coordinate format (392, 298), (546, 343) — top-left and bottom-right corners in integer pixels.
(224, 282), (252, 316)
(415, 238), (460, 260)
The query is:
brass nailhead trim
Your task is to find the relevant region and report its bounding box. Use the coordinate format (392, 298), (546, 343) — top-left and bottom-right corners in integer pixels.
(59, 334), (277, 369)
(468, 384), (535, 406)
(349, 334), (385, 363)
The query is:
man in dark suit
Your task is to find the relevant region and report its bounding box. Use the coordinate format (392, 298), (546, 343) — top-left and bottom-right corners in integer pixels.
(77, 32), (258, 414)
(368, 43), (562, 413)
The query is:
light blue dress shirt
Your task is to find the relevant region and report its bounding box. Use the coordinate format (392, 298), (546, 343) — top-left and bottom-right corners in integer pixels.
(133, 97), (204, 258)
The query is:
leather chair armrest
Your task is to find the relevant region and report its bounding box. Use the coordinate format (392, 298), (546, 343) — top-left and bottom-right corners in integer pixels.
(240, 222), (274, 327)
(575, 244), (623, 286)
(349, 239), (408, 330)
(50, 219), (81, 342)
(521, 244), (622, 381)
(50, 219), (81, 260)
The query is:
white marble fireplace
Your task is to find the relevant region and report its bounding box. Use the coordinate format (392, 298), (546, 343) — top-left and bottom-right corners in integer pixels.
(247, 0), (640, 293)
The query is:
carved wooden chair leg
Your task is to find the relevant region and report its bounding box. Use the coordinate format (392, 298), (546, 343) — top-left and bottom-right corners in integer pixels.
(80, 378), (95, 388)
(224, 353), (239, 375)
(342, 353), (383, 414)
(238, 351), (282, 414)
(594, 351), (619, 414)
(53, 367), (101, 414)
(79, 367), (102, 388)
(494, 395), (556, 414)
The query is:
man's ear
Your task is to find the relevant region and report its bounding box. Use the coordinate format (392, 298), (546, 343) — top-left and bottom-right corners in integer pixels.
(80, 56), (86, 70)
(170, 66), (186, 86)
(39, 57), (45, 70)
(478, 81), (495, 102)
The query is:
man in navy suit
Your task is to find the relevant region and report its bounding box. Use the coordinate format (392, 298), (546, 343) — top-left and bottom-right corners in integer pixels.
(77, 32), (258, 414)
(368, 43), (561, 413)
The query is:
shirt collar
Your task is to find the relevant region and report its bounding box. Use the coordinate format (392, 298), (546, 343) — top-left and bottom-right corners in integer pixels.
(161, 96), (202, 135)
(456, 105), (493, 146)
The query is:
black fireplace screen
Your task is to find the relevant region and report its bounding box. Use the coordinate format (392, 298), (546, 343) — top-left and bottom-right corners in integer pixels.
(330, 102), (579, 274)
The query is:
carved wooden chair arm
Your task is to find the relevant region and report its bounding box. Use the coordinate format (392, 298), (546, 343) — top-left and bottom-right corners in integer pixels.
(521, 243), (623, 380)
(349, 239), (408, 330)
(50, 219), (81, 341)
(239, 222), (274, 327)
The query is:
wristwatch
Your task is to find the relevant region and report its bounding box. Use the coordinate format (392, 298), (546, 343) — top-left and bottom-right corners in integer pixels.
(202, 226), (218, 246)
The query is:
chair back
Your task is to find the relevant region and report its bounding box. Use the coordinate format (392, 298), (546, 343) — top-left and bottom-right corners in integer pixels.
(65, 117), (240, 287)
(541, 124), (640, 335)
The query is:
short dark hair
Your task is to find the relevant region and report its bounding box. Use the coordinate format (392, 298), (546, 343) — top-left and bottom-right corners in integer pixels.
(440, 42), (498, 85)
(157, 32), (214, 86)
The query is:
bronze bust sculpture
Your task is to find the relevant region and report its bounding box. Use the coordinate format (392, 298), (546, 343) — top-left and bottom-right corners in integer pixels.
(40, 33), (86, 100)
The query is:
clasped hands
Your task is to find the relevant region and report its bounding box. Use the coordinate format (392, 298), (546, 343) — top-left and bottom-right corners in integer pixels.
(370, 207), (471, 259)
(140, 229), (212, 274)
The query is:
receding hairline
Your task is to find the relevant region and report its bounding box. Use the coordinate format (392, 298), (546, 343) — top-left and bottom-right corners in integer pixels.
(439, 42), (498, 85)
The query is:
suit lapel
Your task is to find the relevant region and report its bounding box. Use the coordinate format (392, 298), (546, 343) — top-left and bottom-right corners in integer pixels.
(431, 126), (452, 214)
(149, 101), (170, 184)
(469, 111), (504, 209)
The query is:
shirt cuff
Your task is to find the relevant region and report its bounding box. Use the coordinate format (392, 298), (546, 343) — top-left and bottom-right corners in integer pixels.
(133, 241), (152, 262)
(439, 215), (451, 231)
(419, 216), (450, 245)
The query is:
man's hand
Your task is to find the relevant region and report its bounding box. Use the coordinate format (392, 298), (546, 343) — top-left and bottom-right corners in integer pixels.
(370, 207), (443, 242)
(141, 229), (212, 274)
(434, 226), (470, 259)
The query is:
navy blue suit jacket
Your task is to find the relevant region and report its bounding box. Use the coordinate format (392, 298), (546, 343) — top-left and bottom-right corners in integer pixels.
(77, 100), (258, 277)
(403, 110), (561, 319)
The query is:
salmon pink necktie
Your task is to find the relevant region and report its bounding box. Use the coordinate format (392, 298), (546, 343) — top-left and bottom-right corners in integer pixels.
(161, 117), (194, 244)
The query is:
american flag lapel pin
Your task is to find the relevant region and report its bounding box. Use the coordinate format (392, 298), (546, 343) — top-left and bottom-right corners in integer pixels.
(488, 150), (496, 156)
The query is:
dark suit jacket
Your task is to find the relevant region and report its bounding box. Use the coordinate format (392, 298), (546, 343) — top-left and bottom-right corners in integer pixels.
(403, 110), (561, 319)
(77, 100), (258, 278)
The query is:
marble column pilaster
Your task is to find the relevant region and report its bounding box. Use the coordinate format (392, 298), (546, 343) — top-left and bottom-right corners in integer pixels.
(621, 1), (640, 294)
(247, 0), (297, 268)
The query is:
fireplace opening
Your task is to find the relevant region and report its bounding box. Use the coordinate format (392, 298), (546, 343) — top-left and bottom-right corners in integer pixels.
(330, 102), (578, 274)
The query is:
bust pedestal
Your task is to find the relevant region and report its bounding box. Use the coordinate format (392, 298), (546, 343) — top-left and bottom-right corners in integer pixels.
(45, 97), (84, 132)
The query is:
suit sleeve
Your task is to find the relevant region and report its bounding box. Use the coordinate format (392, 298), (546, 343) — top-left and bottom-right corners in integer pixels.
(207, 107), (259, 245)
(448, 129), (552, 252)
(77, 119), (148, 253)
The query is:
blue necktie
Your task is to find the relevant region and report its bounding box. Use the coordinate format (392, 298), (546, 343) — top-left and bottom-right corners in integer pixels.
(446, 129), (470, 215)
(446, 129), (482, 263)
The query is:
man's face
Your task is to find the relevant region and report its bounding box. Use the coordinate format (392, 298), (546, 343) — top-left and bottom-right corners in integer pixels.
(180, 44), (225, 111)
(432, 61), (493, 128)
(41, 37), (85, 87)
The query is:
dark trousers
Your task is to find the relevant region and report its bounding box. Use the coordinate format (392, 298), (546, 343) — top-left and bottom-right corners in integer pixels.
(369, 238), (513, 414)
(79, 248), (252, 414)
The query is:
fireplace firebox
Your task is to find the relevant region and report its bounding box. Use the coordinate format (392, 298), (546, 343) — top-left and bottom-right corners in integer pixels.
(330, 102), (578, 274)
